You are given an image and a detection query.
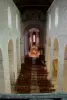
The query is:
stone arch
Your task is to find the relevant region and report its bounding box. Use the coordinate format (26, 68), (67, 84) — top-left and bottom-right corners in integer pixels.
(47, 37), (51, 73)
(16, 38), (20, 74)
(24, 24), (42, 56)
(52, 38), (58, 89)
(8, 39), (15, 92)
(63, 45), (67, 92)
(0, 49), (5, 93)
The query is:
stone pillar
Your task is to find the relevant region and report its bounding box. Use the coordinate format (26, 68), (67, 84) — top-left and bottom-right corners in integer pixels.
(19, 38), (21, 70)
(45, 36), (48, 62)
(20, 36), (24, 63)
(57, 45), (64, 92)
(30, 32), (32, 48)
(36, 32), (37, 46)
(45, 43), (48, 61)
(36, 32), (39, 47)
(17, 38), (21, 77)
(24, 33), (28, 55)
(49, 41), (53, 80)
(2, 47), (11, 93)
(13, 41), (17, 81)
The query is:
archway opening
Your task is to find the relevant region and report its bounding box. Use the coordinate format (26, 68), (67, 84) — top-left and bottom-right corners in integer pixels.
(8, 40), (15, 92)
(24, 27), (40, 56)
(52, 38), (58, 90)
(0, 49), (5, 93)
(28, 28), (40, 58)
(22, 24), (45, 65)
(63, 45), (67, 92)
(47, 37), (51, 73)
(24, 23), (44, 56)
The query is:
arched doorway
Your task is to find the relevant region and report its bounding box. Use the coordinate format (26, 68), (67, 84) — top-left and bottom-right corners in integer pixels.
(16, 38), (19, 74)
(52, 38), (58, 90)
(0, 49), (5, 93)
(8, 40), (15, 92)
(63, 45), (67, 92)
(47, 37), (51, 73)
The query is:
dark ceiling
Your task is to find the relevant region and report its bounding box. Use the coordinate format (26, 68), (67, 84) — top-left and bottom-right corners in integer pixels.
(13, 0), (54, 13)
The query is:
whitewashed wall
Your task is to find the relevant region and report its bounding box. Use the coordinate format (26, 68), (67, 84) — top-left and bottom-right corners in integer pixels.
(0, 0), (21, 93)
(46, 0), (67, 91)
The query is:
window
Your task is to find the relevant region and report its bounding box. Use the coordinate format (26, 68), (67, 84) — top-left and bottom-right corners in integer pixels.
(33, 35), (35, 42)
(49, 14), (51, 30)
(55, 7), (58, 27)
(16, 14), (18, 30)
(8, 6), (12, 29)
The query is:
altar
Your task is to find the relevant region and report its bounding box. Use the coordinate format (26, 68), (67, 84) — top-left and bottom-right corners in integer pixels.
(28, 45), (40, 64)
(28, 45), (40, 58)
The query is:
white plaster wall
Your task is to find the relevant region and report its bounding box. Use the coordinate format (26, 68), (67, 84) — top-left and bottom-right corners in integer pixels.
(46, 0), (67, 91)
(46, 0), (67, 42)
(0, 0), (21, 93)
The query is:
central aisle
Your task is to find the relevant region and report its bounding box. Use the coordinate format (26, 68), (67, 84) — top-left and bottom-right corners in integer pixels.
(30, 66), (40, 93)
(15, 56), (55, 93)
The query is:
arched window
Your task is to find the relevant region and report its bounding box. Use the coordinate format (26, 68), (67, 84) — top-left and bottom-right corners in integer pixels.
(16, 14), (18, 30)
(8, 6), (12, 29)
(33, 34), (35, 42)
(49, 14), (51, 30)
(55, 7), (59, 27)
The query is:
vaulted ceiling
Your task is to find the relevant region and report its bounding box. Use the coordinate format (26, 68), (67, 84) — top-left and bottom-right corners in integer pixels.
(13, 0), (54, 14)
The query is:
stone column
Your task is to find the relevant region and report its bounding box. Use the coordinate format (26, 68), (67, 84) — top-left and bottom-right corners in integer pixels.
(57, 45), (64, 92)
(13, 41), (17, 81)
(17, 38), (21, 77)
(2, 47), (11, 93)
(36, 32), (39, 47)
(30, 32), (32, 48)
(24, 33), (28, 55)
(49, 41), (53, 80)
(36, 32), (37, 46)
(49, 48), (53, 80)
(20, 36), (24, 63)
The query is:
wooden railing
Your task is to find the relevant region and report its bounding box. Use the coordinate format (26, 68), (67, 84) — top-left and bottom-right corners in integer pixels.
(0, 93), (67, 99)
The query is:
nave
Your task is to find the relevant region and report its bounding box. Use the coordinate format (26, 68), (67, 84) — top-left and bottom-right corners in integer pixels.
(15, 55), (55, 93)
(0, 0), (67, 95)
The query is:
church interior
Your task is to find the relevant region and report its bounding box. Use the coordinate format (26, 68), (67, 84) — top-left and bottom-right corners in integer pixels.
(0, 0), (67, 94)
